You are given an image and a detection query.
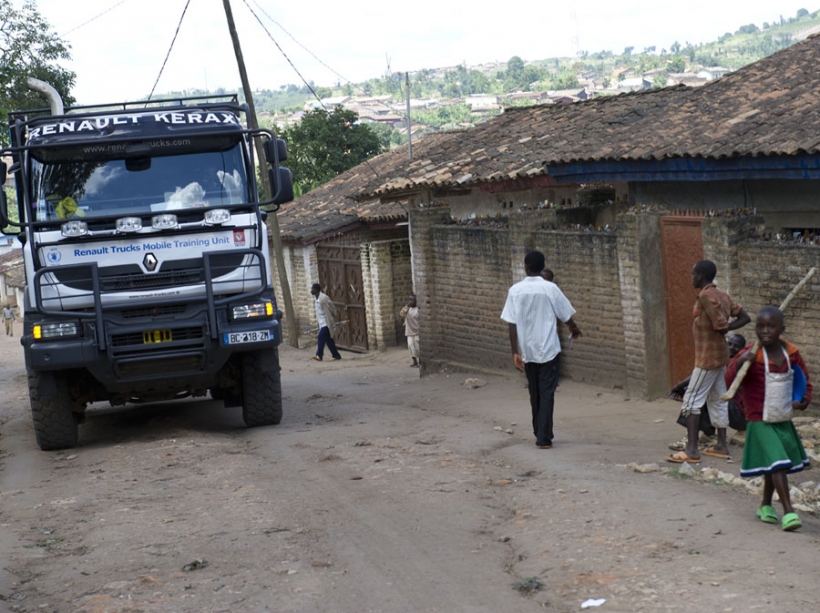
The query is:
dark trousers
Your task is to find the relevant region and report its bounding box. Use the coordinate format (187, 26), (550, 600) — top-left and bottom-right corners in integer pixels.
(316, 326), (341, 359)
(525, 356), (560, 446)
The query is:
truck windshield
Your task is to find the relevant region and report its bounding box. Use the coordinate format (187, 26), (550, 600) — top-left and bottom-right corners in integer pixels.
(29, 144), (249, 222)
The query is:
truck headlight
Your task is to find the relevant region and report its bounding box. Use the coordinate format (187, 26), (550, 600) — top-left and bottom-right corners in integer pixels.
(230, 301), (273, 320)
(204, 209), (231, 225)
(152, 214), (178, 230)
(33, 321), (80, 339)
(116, 216), (143, 233)
(61, 220), (88, 237)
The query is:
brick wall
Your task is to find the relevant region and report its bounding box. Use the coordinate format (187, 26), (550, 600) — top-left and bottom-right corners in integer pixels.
(410, 206), (628, 388)
(270, 243), (316, 347)
(616, 212), (668, 398)
(428, 224), (511, 371)
(735, 242), (820, 379)
(702, 215), (764, 298)
(533, 229), (626, 387)
(361, 239), (413, 351)
(408, 207), (453, 373)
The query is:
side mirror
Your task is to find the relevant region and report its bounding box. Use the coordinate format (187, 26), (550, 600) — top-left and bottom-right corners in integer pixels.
(263, 137), (288, 163)
(0, 189), (10, 236)
(268, 167), (294, 205)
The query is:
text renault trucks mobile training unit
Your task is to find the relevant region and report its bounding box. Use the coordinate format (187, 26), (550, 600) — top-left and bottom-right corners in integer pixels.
(2, 92), (294, 450)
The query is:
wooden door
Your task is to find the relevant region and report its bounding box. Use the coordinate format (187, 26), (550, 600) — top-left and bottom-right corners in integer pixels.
(660, 215), (704, 386)
(317, 245), (368, 352)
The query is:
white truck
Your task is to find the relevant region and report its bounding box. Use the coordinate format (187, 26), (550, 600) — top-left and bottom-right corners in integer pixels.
(2, 85), (293, 450)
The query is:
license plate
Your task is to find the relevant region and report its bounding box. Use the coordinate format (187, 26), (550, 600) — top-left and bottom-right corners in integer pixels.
(224, 329), (272, 345)
(143, 329), (172, 344)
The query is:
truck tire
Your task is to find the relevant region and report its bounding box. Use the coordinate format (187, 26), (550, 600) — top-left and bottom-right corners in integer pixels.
(241, 347), (282, 427)
(28, 370), (78, 451)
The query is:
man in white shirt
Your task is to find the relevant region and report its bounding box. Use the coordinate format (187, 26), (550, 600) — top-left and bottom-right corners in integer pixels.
(501, 251), (582, 449)
(311, 283), (342, 362)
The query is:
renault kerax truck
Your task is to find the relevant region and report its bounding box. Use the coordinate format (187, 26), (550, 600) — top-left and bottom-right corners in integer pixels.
(2, 84), (294, 450)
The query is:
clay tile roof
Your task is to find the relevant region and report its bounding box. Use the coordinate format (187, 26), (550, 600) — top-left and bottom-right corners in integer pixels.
(275, 134), (454, 242)
(279, 34), (820, 229)
(347, 33), (820, 200)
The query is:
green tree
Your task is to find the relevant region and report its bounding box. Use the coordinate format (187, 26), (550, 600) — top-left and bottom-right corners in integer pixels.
(797, 8), (809, 18)
(366, 121), (407, 150)
(0, 0), (76, 145)
(281, 106), (382, 192)
(520, 65), (546, 89)
(736, 24), (760, 35)
(668, 56), (686, 72)
(504, 56), (525, 89)
(551, 71), (580, 90)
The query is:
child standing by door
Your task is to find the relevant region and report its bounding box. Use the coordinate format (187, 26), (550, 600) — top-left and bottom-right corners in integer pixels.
(725, 306), (811, 531)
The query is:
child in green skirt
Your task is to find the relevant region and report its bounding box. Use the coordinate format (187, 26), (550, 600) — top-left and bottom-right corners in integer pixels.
(725, 306), (811, 531)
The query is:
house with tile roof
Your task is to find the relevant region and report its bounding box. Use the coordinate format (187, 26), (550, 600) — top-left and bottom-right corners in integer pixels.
(270, 33), (820, 396)
(0, 248), (24, 312)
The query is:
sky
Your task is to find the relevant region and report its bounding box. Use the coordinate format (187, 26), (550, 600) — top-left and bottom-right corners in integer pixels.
(23, 0), (820, 104)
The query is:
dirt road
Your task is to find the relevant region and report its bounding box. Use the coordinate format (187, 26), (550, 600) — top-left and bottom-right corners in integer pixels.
(1, 329), (819, 613)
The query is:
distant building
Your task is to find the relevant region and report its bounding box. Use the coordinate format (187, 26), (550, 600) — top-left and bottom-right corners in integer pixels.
(548, 88), (588, 103)
(697, 67), (731, 80)
(465, 94), (501, 111)
(668, 72), (710, 87)
(616, 77), (651, 92)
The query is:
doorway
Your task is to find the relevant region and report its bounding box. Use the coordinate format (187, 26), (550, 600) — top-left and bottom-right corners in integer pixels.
(660, 215), (705, 386)
(317, 245), (368, 352)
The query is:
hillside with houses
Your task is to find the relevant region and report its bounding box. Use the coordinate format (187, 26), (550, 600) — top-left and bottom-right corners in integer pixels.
(247, 8), (820, 144)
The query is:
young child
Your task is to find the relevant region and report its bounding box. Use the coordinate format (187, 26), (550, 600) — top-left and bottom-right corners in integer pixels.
(725, 306), (811, 531)
(668, 334), (747, 452)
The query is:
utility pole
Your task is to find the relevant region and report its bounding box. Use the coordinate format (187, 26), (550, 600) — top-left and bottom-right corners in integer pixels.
(222, 0), (299, 347)
(405, 72), (412, 160)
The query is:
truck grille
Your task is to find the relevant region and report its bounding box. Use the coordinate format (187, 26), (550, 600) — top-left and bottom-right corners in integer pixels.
(47, 253), (246, 292)
(110, 326), (204, 348)
(101, 269), (203, 291)
(118, 354), (205, 378)
(120, 305), (187, 319)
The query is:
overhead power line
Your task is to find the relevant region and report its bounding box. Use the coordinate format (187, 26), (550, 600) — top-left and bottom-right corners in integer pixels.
(146, 0), (192, 101)
(239, 0), (323, 107)
(239, 0), (380, 178)
(61, 0), (130, 37)
(249, 0), (355, 87)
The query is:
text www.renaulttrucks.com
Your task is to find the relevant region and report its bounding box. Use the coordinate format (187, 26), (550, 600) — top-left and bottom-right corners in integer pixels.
(2, 87), (293, 450)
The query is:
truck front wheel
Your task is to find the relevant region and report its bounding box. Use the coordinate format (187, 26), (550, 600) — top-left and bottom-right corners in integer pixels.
(28, 370), (79, 451)
(241, 347), (282, 427)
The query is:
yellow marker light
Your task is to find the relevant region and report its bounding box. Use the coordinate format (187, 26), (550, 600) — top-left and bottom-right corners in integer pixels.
(265, 301), (273, 316)
(33, 325), (42, 339)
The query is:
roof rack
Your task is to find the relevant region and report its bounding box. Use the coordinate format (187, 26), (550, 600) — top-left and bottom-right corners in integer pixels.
(8, 94), (241, 122)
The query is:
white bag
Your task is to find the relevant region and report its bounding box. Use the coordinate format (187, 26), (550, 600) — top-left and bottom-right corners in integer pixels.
(762, 346), (794, 424)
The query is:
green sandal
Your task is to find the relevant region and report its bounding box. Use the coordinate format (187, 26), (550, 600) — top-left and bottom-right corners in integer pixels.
(782, 512), (802, 532)
(756, 505), (778, 524)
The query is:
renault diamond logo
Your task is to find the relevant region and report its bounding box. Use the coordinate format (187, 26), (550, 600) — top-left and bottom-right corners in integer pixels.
(143, 253), (158, 271)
